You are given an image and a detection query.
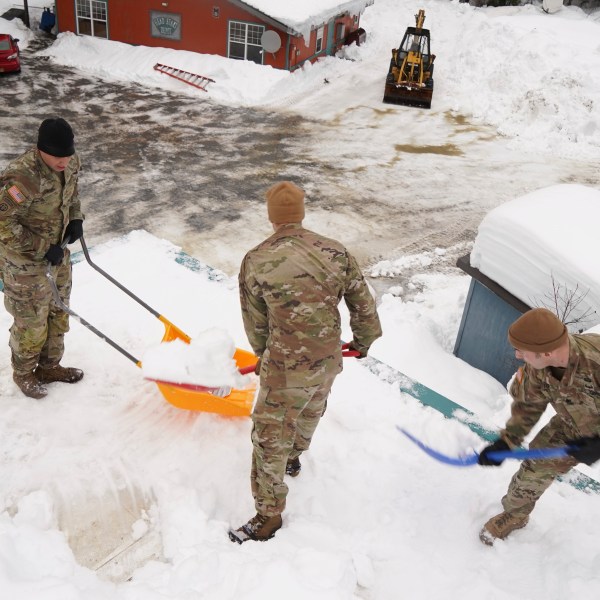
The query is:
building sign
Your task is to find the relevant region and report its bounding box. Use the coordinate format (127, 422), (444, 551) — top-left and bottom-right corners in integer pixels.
(150, 11), (181, 40)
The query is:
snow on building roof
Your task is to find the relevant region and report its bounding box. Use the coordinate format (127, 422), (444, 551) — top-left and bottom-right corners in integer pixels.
(470, 184), (600, 330)
(230, 0), (373, 39)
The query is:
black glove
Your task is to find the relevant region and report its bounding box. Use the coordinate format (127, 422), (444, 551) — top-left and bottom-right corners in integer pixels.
(566, 436), (600, 466)
(44, 244), (64, 266)
(478, 438), (510, 466)
(347, 340), (368, 359)
(63, 219), (83, 244)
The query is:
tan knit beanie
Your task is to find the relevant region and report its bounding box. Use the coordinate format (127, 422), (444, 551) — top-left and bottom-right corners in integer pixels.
(508, 308), (568, 353)
(266, 181), (305, 224)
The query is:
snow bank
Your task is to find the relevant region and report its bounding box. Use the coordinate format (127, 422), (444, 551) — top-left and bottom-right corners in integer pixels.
(0, 17), (35, 49)
(471, 184), (600, 329)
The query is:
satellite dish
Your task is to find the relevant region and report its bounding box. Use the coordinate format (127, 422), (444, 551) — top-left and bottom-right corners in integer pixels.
(261, 30), (281, 53)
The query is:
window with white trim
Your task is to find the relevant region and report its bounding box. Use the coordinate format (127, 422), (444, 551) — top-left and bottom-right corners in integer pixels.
(336, 23), (345, 41)
(315, 26), (324, 53)
(229, 21), (265, 64)
(76, 0), (107, 38)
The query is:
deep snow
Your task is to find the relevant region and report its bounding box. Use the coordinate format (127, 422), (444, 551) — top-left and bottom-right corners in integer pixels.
(1, 0), (600, 598)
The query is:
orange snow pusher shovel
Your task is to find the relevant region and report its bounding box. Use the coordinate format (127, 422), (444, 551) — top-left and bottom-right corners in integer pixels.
(46, 236), (257, 417)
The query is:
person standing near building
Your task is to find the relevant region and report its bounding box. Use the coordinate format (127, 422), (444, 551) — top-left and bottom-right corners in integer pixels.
(230, 181), (382, 544)
(478, 308), (600, 545)
(0, 118), (85, 399)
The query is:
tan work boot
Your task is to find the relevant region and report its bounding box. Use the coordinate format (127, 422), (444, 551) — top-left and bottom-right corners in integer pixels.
(35, 365), (84, 384)
(13, 372), (48, 399)
(286, 456), (301, 477)
(480, 512), (529, 546)
(228, 513), (283, 544)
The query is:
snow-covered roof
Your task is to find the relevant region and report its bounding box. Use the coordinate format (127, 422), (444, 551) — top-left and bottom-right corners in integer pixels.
(471, 184), (600, 330)
(229, 0), (373, 39)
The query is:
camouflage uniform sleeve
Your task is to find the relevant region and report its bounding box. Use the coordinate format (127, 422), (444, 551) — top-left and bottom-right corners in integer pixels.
(68, 154), (84, 221)
(343, 252), (382, 354)
(238, 253), (269, 357)
(0, 176), (50, 259)
(500, 366), (549, 447)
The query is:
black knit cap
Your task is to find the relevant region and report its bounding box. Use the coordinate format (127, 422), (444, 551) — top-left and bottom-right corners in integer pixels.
(37, 118), (75, 157)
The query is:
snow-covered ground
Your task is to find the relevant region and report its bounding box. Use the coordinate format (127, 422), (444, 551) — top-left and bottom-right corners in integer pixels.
(1, 231), (598, 599)
(1, 0), (600, 598)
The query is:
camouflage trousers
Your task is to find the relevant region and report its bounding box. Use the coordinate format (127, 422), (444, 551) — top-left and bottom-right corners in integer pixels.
(250, 375), (336, 517)
(1, 258), (71, 375)
(501, 415), (579, 518)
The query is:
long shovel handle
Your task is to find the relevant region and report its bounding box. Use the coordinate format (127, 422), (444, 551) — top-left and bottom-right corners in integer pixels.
(80, 236), (191, 342)
(46, 254), (141, 366)
(240, 345), (359, 377)
(80, 235), (160, 319)
(397, 427), (573, 467)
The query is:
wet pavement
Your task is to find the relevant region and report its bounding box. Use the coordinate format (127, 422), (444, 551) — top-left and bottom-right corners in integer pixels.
(2, 34), (600, 289)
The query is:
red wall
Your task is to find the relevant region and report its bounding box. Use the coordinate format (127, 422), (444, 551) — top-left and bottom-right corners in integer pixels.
(55, 0), (363, 71)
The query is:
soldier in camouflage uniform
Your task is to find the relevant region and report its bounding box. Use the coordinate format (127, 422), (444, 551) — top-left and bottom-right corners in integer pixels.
(229, 181), (382, 544)
(478, 308), (600, 545)
(0, 118), (85, 399)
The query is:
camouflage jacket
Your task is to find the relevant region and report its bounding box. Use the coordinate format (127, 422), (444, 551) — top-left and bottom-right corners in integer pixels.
(502, 334), (600, 446)
(239, 224), (382, 388)
(0, 148), (83, 265)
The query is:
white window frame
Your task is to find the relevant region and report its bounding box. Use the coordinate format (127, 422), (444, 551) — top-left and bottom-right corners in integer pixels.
(228, 21), (265, 64)
(315, 26), (324, 53)
(336, 23), (345, 41)
(75, 0), (108, 38)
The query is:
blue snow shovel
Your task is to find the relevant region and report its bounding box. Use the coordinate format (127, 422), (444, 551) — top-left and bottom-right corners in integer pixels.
(397, 427), (575, 467)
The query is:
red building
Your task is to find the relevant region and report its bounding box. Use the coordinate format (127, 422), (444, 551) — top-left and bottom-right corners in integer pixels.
(54, 0), (372, 71)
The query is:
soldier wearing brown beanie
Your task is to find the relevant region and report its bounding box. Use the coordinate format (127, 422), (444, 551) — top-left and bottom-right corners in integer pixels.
(478, 308), (600, 546)
(230, 181), (382, 544)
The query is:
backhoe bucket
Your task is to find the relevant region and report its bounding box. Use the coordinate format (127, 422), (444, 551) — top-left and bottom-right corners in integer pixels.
(383, 82), (433, 108)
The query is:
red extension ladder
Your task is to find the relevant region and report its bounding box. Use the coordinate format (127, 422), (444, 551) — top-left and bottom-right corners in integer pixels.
(153, 63), (215, 91)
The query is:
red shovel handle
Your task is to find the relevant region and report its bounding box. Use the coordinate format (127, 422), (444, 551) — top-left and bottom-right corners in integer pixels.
(343, 350), (361, 357)
(341, 342), (361, 358)
(242, 344), (360, 376)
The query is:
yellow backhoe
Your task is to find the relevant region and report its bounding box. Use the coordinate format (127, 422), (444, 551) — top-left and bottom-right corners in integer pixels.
(383, 10), (435, 109)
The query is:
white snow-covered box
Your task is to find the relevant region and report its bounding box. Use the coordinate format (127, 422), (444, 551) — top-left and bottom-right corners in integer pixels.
(455, 184), (600, 385)
(471, 183), (600, 330)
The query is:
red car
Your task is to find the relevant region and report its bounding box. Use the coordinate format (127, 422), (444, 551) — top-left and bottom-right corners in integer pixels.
(0, 34), (21, 74)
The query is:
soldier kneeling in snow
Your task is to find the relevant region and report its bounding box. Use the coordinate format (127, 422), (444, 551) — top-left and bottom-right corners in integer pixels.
(478, 308), (600, 545)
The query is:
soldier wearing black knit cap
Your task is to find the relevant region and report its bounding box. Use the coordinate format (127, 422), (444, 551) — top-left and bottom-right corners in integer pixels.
(478, 308), (600, 546)
(0, 118), (85, 399)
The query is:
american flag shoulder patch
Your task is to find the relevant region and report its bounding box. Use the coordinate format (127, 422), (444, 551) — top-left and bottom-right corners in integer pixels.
(7, 185), (26, 205)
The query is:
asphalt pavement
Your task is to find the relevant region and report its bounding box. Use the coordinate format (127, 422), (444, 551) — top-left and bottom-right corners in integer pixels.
(2, 33), (600, 289)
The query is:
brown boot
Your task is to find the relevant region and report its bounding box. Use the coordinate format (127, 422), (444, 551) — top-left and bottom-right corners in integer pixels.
(13, 372), (48, 399)
(480, 512), (529, 546)
(228, 513), (282, 544)
(286, 456), (301, 477)
(35, 365), (84, 384)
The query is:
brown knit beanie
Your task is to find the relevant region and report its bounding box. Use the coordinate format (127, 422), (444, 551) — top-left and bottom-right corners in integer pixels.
(508, 308), (568, 353)
(266, 181), (305, 224)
